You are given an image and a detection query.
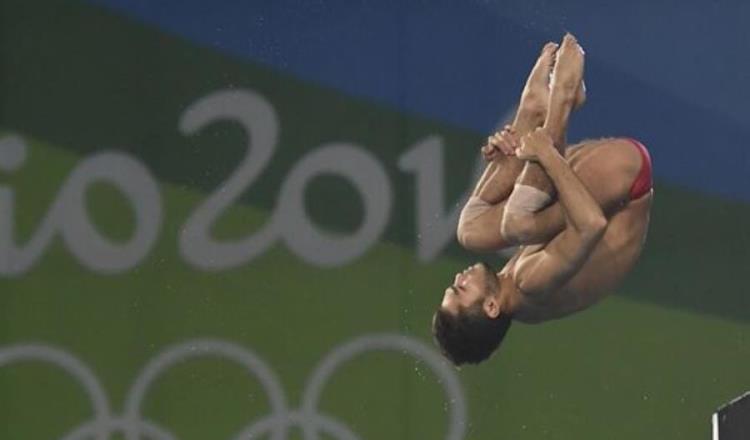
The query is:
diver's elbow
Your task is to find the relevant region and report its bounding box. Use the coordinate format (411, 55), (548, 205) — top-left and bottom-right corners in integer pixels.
(580, 215), (607, 241)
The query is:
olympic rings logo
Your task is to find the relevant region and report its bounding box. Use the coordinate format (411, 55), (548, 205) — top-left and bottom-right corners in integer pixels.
(0, 333), (467, 440)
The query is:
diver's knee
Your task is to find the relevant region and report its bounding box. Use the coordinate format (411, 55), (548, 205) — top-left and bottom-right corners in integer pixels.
(500, 212), (535, 245)
(456, 222), (474, 252)
(501, 184), (551, 245)
(456, 221), (495, 252)
(456, 228), (479, 252)
(457, 196), (491, 249)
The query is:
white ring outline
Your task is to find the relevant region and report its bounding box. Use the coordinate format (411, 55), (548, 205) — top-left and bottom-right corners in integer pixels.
(123, 339), (289, 440)
(0, 345), (112, 440)
(0, 334), (466, 440)
(301, 334), (467, 440)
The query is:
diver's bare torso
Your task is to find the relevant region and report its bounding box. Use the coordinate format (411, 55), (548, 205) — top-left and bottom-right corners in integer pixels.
(502, 139), (652, 323)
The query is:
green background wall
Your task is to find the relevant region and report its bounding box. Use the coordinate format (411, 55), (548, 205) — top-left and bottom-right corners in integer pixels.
(1, 1), (748, 439)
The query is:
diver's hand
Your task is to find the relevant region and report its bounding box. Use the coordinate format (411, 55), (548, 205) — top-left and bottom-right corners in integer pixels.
(481, 125), (517, 161)
(516, 127), (554, 162)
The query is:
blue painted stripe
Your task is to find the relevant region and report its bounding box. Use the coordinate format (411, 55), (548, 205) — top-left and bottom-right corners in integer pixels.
(83, 0), (750, 201)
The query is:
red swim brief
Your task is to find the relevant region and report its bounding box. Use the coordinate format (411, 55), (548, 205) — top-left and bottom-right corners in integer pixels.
(626, 138), (653, 200)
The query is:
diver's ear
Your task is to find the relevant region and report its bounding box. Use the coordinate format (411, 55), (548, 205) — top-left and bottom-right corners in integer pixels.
(483, 297), (500, 319)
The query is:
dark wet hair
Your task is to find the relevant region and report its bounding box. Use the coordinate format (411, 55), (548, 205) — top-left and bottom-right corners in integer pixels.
(432, 302), (512, 366)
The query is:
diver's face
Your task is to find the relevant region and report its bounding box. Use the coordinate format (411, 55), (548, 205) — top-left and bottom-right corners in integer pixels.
(441, 262), (494, 314)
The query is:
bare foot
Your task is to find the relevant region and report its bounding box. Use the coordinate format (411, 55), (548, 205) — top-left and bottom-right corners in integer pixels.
(520, 42), (559, 115)
(550, 33), (585, 105)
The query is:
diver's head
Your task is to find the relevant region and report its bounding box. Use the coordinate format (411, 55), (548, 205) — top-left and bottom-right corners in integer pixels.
(432, 262), (512, 365)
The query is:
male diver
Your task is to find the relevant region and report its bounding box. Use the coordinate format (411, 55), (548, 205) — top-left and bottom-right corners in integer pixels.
(432, 34), (653, 365)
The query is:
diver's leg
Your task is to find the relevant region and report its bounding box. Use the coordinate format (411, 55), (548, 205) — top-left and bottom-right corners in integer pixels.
(457, 42), (558, 252)
(470, 42), (559, 204)
(514, 33), (585, 198)
(501, 33), (586, 244)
